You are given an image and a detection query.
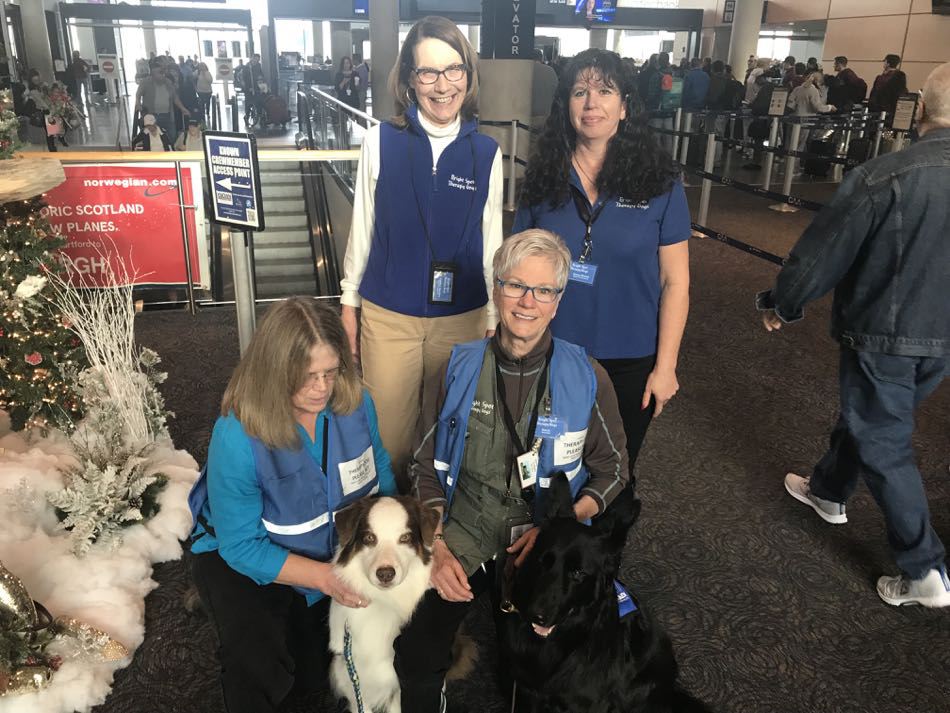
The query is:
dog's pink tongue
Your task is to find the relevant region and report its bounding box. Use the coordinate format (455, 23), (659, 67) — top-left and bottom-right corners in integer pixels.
(532, 623), (555, 638)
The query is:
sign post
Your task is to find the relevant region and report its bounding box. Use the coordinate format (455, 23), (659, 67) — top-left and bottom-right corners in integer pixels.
(891, 93), (918, 152)
(216, 57), (234, 109)
(203, 131), (264, 349)
(97, 53), (119, 105)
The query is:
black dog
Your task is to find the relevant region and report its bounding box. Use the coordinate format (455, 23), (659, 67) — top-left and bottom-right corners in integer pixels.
(501, 473), (713, 713)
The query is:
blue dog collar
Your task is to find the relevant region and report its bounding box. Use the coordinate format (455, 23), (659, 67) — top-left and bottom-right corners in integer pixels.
(614, 580), (638, 618)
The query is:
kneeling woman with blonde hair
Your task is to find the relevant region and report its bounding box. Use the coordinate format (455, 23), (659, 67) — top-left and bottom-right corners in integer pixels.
(188, 297), (396, 713)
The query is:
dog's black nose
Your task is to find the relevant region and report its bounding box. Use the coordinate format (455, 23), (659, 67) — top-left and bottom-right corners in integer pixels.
(376, 566), (396, 584)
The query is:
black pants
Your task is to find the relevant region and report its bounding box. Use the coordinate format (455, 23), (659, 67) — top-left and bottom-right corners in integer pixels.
(395, 562), (507, 713)
(599, 354), (657, 485)
(191, 550), (331, 713)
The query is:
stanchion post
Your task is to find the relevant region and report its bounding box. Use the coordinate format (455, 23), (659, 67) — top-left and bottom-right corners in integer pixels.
(697, 131), (716, 227)
(231, 229), (257, 355)
(836, 120), (852, 182)
(672, 108), (682, 159)
(893, 130), (906, 152)
(770, 123), (800, 213)
(507, 119), (518, 211)
(174, 161), (198, 314)
(723, 115), (734, 176)
(678, 112), (693, 166)
(762, 116), (779, 190)
(872, 112), (886, 158)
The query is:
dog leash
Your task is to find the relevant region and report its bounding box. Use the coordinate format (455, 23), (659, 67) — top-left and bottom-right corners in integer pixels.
(343, 621), (366, 713)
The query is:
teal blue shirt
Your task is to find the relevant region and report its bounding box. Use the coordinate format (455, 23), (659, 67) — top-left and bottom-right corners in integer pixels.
(192, 390), (396, 604)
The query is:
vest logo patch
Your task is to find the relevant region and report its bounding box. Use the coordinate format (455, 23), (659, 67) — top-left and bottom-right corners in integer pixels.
(471, 399), (494, 417)
(338, 445), (376, 496)
(448, 174), (477, 192)
(615, 197), (650, 210)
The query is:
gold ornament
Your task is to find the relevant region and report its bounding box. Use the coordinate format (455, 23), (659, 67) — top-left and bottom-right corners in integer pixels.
(0, 561), (38, 629)
(3, 665), (51, 696)
(53, 617), (129, 662)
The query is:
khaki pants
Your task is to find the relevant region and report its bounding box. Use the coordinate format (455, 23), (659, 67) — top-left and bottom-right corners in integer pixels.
(360, 300), (486, 492)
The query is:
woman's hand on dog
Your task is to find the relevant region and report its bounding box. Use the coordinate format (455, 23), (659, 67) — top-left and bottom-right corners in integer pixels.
(431, 540), (473, 602)
(506, 527), (540, 567)
(315, 562), (369, 608)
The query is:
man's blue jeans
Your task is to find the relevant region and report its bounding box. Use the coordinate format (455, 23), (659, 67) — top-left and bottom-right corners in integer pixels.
(810, 347), (946, 579)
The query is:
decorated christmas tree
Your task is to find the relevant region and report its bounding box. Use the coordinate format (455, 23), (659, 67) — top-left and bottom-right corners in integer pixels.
(0, 158), (86, 430)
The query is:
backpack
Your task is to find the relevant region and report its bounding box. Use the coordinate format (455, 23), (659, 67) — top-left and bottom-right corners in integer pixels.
(849, 77), (868, 104)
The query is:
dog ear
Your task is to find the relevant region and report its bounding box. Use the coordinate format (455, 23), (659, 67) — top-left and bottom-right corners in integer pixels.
(334, 498), (373, 549)
(592, 485), (640, 553)
(543, 471), (577, 522)
(417, 504), (441, 548)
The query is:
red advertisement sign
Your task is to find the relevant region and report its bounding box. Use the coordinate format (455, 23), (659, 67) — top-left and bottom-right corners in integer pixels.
(41, 163), (209, 288)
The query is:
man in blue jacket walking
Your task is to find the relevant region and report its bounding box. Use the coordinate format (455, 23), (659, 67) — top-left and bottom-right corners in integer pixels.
(757, 62), (950, 608)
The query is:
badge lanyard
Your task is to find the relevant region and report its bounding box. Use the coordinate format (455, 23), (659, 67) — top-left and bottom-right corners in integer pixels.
(408, 133), (479, 305)
(569, 184), (608, 264)
(321, 413), (330, 476)
(495, 342), (554, 500)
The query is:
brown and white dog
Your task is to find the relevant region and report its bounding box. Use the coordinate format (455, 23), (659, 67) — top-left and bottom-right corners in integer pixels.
(329, 496), (439, 713)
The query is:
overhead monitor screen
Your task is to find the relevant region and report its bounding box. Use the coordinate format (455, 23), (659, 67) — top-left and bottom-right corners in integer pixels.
(575, 0), (617, 23)
(354, 0), (368, 16)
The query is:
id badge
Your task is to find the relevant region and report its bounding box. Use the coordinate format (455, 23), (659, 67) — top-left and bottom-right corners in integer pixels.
(569, 261), (598, 286)
(505, 516), (534, 546)
(516, 451), (539, 491)
(535, 415), (564, 439)
(429, 261), (458, 305)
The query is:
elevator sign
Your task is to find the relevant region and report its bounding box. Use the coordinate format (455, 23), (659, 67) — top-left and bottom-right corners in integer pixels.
(203, 131), (265, 231)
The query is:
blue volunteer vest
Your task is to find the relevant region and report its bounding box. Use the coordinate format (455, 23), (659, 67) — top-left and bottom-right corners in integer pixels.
(188, 402), (379, 596)
(433, 338), (597, 524)
(359, 104), (498, 318)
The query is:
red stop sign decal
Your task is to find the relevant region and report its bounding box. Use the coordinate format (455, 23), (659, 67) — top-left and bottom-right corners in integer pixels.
(102, 60), (115, 73)
(219, 65), (231, 76)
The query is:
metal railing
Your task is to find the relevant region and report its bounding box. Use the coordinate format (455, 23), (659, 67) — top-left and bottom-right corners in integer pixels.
(296, 87), (379, 191)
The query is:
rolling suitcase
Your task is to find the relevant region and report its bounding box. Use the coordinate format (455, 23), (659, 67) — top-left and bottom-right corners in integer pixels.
(803, 139), (834, 177)
(845, 137), (871, 170)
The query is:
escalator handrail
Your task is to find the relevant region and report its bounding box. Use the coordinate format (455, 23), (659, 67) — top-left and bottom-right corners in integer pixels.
(304, 87), (380, 127)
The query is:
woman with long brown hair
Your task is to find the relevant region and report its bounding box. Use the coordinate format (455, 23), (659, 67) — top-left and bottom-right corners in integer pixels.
(188, 297), (396, 713)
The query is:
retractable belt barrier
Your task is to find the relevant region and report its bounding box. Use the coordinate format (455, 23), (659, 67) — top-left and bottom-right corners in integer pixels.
(712, 136), (867, 168)
(689, 223), (785, 266)
(682, 165), (825, 212)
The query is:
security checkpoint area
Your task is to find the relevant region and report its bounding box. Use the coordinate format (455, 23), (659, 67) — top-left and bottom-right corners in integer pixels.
(0, 1), (947, 713)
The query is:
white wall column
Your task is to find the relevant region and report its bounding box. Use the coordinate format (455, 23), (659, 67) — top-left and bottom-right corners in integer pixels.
(311, 21), (324, 61)
(368, 0), (398, 121)
(727, 0), (764, 73)
(330, 21), (352, 67)
(21, 0), (55, 80)
(589, 28), (608, 50)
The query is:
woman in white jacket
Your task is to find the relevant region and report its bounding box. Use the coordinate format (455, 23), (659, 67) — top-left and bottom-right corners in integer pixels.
(789, 72), (836, 150)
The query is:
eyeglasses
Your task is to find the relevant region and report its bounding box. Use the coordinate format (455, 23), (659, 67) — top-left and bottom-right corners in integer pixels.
(301, 366), (342, 390)
(496, 279), (563, 304)
(412, 64), (467, 85)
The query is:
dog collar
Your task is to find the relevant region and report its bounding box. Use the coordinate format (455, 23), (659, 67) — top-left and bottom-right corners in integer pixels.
(614, 580), (638, 619)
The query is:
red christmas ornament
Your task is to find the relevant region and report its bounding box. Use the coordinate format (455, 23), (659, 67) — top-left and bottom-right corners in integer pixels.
(25, 352), (43, 366)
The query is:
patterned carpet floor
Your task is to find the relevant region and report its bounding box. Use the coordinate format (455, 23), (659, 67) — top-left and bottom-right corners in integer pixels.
(100, 183), (950, 713)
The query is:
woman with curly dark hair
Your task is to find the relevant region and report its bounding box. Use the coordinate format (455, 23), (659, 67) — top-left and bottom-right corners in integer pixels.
(513, 48), (690, 478)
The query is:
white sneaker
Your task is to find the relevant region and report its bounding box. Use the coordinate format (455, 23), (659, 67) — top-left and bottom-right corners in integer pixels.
(877, 568), (950, 608)
(784, 473), (847, 524)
